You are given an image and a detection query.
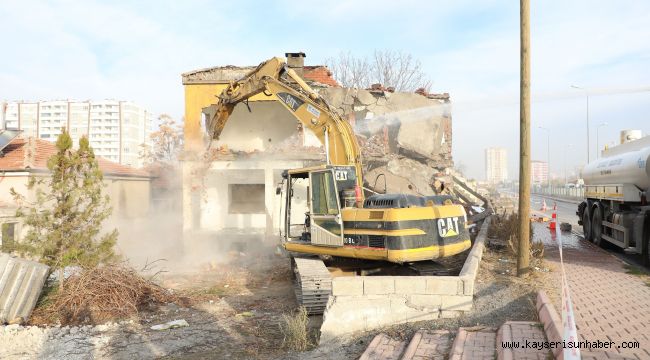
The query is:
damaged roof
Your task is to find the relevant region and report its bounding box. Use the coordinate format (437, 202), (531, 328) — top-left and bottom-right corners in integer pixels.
(182, 65), (339, 87)
(0, 137), (150, 178)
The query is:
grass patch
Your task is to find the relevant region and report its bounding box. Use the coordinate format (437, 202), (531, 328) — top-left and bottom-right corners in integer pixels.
(623, 264), (648, 276)
(202, 286), (228, 296)
(279, 306), (312, 351)
(489, 212), (544, 259)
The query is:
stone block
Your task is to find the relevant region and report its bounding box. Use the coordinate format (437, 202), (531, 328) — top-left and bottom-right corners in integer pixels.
(440, 310), (461, 319)
(462, 278), (474, 296)
(397, 112), (443, 158)
(395, 277), (426, 294)
(441, 295), (473, 311)
(408, 295), (442, 310)
(425, 278), (460, 295)
(332, 276), (364, 296)
(459, 257), (479, 278)
(363, 277), (395, 295)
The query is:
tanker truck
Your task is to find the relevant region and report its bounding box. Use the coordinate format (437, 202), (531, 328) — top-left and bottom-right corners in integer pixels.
(577, 135), (650, 265)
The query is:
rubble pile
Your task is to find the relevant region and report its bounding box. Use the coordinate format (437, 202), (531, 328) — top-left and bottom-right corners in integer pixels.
(320, 87), (453, 195)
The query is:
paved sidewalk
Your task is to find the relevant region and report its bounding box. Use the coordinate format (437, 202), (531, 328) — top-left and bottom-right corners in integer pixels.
(359, 333), (407, 360)
(449, 327), (496, 360)
(543, 229), (650, 359)
(402, 330), (453, 360)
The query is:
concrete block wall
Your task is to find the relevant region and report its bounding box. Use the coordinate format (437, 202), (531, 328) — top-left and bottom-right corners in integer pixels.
(320, 218), (491, 344)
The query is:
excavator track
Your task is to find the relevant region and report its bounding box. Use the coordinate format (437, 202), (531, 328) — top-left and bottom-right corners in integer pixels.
(291, 257), (332, 315)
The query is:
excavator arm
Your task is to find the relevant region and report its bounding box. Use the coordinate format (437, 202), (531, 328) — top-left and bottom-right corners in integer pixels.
(203, 56), (364, 190)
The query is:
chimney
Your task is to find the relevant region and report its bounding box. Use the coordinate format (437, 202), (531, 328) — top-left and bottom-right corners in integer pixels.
(285, 52), (306, 76)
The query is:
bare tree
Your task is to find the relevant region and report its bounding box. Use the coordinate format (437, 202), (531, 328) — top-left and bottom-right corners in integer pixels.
(325, 51), (372, 89)
(140, 114), (183, 165)
(325, 50), (432, 92)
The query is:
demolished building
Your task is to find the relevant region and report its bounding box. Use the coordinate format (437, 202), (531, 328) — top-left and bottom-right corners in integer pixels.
(180, 52), (457, 245)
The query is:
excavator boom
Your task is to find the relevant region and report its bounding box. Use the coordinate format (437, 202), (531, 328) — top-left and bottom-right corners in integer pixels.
(204, 57), (364, 192)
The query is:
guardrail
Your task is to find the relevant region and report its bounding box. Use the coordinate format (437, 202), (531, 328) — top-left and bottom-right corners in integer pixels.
(532, 186), (584, 200)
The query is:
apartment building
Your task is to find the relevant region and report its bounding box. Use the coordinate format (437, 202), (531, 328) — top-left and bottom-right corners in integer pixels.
(531, 160), (549, 185)
(2, 100), (153, 167)
(485, 147), (508, 183)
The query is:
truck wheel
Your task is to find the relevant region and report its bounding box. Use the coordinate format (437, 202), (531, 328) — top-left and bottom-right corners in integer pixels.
(592, 207), (603, 246)
(582, 208), (592, 242)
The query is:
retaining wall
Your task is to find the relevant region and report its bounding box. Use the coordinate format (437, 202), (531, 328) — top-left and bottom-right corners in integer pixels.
(319, 217), (491, 343)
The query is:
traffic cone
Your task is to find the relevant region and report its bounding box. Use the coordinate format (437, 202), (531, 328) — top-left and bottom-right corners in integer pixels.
(541, 199), (547, 212)
(550, 211), (557, 230)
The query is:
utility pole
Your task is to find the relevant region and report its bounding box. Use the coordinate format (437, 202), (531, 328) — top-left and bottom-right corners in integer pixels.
(517, 0), (531, 277)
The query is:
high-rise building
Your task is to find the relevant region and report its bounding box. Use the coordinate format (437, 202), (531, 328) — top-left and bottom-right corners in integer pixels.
(531, 160), (549, 185)
(485, 147), (508, 183)
(2, 100), (153, 167)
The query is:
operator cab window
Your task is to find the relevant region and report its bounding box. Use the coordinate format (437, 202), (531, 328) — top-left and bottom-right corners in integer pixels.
(311, 171), (339, 215)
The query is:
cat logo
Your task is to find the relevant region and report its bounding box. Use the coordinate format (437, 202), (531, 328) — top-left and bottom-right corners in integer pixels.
(437, 217), (460, 237)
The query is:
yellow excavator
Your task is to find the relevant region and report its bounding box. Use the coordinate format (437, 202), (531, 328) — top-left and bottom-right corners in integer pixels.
(203, 57), (471, 313)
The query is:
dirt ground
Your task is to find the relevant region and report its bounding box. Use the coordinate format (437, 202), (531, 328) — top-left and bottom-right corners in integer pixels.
(1, 244), (302, 360)
(1, 222), (558, 360)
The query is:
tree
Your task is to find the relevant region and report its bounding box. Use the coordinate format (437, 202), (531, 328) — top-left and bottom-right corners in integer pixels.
(140, 114), (183, 165)
(325, 50), (432, 92)
(11, 131), (117, 282)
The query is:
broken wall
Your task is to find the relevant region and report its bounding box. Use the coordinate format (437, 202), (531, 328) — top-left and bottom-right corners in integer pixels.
(216, 101), (304, 152)
(320, 88), (453, 196)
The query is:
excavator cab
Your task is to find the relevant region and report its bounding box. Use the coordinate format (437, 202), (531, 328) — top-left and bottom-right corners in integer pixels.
(281, 165), (358, 248)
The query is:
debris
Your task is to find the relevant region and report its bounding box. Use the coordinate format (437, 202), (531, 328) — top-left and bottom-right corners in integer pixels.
(34, 263), (180, 325)
(560, 223), (572, 232)
(150, 319), (189, 331)
(0, 253), (49, 324)
(236, 311), (254, 317)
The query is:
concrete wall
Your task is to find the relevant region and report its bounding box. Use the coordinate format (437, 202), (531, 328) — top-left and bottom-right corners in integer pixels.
(182, 159), (316, 235)
(105, 178), (151, 219)
(319, 218), (490, 344)
(0, 173), (150, 236)
(216, 101), (301, 152)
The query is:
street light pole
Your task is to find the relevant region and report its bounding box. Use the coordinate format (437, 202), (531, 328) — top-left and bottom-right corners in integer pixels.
(538, 126), (550, 187)
(596, 122), (608, 159)
(571, 85), (590, 164)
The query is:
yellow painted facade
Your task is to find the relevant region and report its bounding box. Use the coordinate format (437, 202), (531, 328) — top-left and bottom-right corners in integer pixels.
(183, 83), (274, 151)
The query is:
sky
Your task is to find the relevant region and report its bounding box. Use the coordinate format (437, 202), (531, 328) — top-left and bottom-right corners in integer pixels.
(1, 0), (649, 180)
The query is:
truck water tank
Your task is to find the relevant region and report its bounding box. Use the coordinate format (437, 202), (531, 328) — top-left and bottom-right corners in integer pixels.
(620, 129), (643, 144)
(581, 146), (650, 191)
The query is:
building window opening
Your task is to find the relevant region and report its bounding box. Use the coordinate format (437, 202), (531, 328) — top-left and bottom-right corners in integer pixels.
(229, 184), (265, 214)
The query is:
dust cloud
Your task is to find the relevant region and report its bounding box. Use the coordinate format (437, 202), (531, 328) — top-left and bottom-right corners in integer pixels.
(357, 103), (451, 134)
(108, 161), (279, 276)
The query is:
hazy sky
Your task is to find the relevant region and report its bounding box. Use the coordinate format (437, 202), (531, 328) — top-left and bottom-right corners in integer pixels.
(1, 0), (649, 179)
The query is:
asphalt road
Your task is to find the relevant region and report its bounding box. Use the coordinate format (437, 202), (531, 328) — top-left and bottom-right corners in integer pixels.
(531, 194), (649, 271)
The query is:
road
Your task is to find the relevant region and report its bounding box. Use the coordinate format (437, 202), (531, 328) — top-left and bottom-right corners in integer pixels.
(532, 194), (649, 270)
